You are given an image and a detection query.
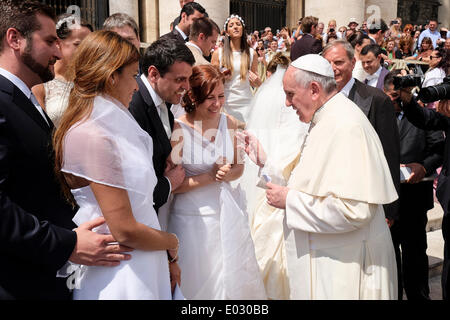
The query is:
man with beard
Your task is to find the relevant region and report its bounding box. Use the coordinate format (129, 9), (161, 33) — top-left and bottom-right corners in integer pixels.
(0, 0), (132, 300)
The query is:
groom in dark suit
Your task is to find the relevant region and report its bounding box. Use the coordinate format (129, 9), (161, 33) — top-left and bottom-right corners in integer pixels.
(0, 1), (133, 300)
(322, 40), (401, 224)
(129, 38), (195, 213)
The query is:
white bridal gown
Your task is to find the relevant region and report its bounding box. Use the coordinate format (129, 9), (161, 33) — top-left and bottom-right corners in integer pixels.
(63, 95), (172, 300)
(168, 113), (266, 300)
(219, 48), (255, 124)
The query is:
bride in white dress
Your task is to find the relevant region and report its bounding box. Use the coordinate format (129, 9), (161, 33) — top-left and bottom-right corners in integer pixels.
(212, 15), (262, 126)
(53, 31), (180, 300)
(168, 65), (266, 300)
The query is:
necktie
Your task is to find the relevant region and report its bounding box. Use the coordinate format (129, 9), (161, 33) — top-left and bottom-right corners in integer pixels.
(30, 93), (50, 127)
(364, 78), (369, 85)
(159, 102), (172, 138)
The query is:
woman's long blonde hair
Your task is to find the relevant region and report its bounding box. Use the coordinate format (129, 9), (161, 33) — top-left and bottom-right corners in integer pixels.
(222, 16), (251, 82)
(53, 30), (140, 205)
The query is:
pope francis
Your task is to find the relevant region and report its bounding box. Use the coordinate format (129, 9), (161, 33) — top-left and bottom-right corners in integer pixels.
(239, 54), (398, 300)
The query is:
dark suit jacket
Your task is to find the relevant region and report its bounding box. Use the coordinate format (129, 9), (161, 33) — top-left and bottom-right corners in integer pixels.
(402, 98), (450, 239)
(398, 113), (444, 211)
(128, 77), (174, 212)
(160, 27), (186, 43)
(0, 75), (77, 300)
(375, 67), (390, 90)
(290, 33), (323, 61)
(348, 79), (401, 220)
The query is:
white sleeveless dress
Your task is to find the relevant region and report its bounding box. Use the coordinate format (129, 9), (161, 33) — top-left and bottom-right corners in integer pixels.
(168, 114), (266, 300)
(219, 48), (255, 124)
(62, 95), (172, 300)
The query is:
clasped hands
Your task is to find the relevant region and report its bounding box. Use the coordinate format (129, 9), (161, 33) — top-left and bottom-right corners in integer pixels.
(236, 130), (289, 209)
(211, 157), (233, 182)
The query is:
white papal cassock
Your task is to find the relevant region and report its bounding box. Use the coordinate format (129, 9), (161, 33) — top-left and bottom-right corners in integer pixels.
(259, 93), (398, 300)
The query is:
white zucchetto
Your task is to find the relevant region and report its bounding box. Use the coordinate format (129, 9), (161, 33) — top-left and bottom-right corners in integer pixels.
(291, 54), (335, 78)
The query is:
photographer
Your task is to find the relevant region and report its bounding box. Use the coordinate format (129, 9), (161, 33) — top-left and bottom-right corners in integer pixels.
(384, 72), (444, 300)
(398, 77), (450, 300)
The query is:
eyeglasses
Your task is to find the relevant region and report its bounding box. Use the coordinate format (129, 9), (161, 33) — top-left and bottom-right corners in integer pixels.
(430, 56), (440, 60)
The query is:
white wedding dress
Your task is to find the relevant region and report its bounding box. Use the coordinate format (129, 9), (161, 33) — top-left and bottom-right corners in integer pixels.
(219, 48), (255, 124)
(62, 95), (172, 300)
(168, 113), (266, 300)
(238, 65), (309, 299)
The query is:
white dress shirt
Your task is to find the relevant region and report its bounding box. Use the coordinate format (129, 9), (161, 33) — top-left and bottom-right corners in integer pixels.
(364, 66), (382, 88)
(0, 67), (49, 126)
(139, 74), (172, 196)
(340, 78), (355, 98)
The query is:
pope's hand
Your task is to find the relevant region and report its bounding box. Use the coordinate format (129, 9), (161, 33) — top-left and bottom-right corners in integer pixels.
(266, 182), (289, 209)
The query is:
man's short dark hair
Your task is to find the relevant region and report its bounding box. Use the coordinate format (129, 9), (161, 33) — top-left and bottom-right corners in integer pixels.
(179, 2), (206, 20)
(190, 17), (220, 39)
(0, 0), (55, 52)
(383, 70), (402, 91)
(141, 37), (195, 77)
(301, 16), (319, 34)
(103, 13), (139, 38)
(368, 18), (388, 34)
(360, 44), (383, 57)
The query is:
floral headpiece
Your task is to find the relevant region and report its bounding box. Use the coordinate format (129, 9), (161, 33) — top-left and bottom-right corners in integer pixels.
(55, 15), (81, 31)
(223, 14), (246, 31)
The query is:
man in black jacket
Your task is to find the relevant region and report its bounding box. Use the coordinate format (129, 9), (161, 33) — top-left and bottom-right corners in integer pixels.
(384, 72), (444, 300)
(161, 2), (206, 43)
(0, 0), (132, 300)
(129, 38), (194, 215)
(290, 16), (323, 61)
(323, 40), (401, 224)
(400, 91), (450, 300)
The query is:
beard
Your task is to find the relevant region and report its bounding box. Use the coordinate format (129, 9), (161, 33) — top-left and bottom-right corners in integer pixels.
(21, 38), (55, 83)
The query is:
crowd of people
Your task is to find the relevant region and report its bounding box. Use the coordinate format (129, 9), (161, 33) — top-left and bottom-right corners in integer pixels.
(1, 0), (450, 301)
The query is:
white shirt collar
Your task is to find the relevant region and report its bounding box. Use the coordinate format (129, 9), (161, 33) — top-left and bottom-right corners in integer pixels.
(367, 66), (382, 80)
(140, 74), (164, 109)
(340, 78), (355, 98)
(0, 67), (32, 99)
(175, 25), (188, 40)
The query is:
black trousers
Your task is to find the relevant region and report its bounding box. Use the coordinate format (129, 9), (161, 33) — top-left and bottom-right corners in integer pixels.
(390, 184), (431, 300)
(442, 214), (450, 300)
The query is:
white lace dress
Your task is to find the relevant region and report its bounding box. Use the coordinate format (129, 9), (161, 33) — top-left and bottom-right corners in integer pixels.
(63, 95), (172, 300)
(168, 113), (266, 300)
(43, 77), (73, 127)
(219, 48), (255, 124)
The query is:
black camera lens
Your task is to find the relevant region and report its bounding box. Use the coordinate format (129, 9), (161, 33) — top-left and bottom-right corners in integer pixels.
(329, 28), (335, 33)
(393, 75), (422, 90)
(418, 79), (450, 103)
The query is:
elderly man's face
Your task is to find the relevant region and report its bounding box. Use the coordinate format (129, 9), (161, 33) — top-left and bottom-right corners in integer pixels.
(322, 45), (355, 91)
(283, 67), (315, 123)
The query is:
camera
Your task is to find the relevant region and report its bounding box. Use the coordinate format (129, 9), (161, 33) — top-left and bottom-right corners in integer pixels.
(329, 28), (335, 33)
(418, 76), (450, 103)
(393, 75), (422, 90)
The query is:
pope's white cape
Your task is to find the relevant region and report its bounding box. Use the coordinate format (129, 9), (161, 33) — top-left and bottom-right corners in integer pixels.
(263, 92), (398, 299)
